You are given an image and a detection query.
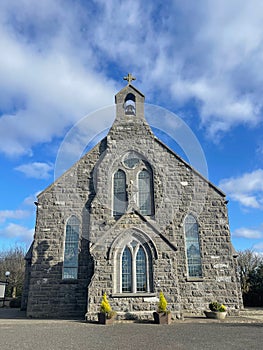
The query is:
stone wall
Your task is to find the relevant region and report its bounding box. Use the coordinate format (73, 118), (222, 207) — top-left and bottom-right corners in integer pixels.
(25, 141), (106, 318)
(84, 99), (242, 319)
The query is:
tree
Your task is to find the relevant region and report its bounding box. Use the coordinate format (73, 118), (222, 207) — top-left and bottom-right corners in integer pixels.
(0, 246), (26, 298)
(237, 249), (263, 293)
(237, 249), (263, 306)
(248, 263), (263, 293)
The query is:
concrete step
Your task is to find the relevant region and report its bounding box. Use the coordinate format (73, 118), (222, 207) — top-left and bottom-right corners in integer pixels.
(240, 308), (263, 315)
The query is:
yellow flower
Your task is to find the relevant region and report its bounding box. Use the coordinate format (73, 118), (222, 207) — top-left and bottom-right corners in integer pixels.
(219, 304), (227, 312)
(100, 293), (112, 314)
(158, 291), (168, 312)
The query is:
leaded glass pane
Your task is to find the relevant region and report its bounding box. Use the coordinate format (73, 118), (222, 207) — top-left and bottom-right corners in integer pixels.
(136, 247), (147, 292)
(185, 215), (202, 277)
(124, 157), (139, 168)
(138, 170), (152, 216)
(63, 267), (78, 279)
(113, 170), (127, 216)
(123, 151), (141, 169)
(63, 216), (79, 279)
(122, 247), (132, 292)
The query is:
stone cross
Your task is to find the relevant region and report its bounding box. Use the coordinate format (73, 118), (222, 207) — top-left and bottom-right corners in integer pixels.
(123, 73), (136, 84)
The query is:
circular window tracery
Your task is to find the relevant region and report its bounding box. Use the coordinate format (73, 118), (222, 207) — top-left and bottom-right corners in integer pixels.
(122, 151), (142, 169)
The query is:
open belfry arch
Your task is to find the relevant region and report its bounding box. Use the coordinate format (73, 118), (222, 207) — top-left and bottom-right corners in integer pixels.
(22, 74), (242, 319)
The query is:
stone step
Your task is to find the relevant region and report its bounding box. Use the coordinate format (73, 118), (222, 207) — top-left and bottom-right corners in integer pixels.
(240, 308), (263, 316)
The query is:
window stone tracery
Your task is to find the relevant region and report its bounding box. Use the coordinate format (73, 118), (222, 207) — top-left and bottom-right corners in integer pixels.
(112, 152), (155, 216)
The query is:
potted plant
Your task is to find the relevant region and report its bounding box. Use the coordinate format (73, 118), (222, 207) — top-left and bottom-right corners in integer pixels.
(204, 301), (227, 320)
(98, 293), (116, 325)
(153, 291), (172, 324)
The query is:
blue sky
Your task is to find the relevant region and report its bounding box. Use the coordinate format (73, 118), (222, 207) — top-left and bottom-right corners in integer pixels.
(0, 0), (263, 253)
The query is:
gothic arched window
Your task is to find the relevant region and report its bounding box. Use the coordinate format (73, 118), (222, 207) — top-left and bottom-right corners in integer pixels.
(136, 246), (147, 292)
(113, 169), (127, 217)
(63, 215), (80, 279)
(122, 247), (132, 292)
(138, 169), (154, 216)
(184, 214), (202, 278)
(120, 241), (153, 293)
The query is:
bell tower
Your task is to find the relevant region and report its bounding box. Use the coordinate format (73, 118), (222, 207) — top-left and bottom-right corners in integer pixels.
(114, 73), (145, 121)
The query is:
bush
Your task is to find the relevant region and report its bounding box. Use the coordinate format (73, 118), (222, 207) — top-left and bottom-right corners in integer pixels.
(158, 291), (168, 312)
(209, 301), (227, 312)
(100, 293), (112, 314)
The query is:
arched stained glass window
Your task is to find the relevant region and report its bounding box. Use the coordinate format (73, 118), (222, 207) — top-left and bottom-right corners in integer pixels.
(122, 247), (132, 292)
(185, 215), (202, 277)
(63, 215), (80, 279)
(113, 170), (127, 217)
(120, 242), (153, 294)
(136, 247), (147, 292)
(138, 169), (153, 216)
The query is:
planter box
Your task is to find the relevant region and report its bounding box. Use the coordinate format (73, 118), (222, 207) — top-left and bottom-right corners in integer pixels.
(98, 312), (115, 325)
(204, 311), (227, 320)
(153, 312), (172, 324)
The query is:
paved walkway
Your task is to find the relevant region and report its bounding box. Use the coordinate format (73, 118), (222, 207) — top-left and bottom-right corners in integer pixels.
(0, 308), (262, 350)
(0, 310), (262, 350)
(0, 308), (26, 319)
(0, 307), (263, 323)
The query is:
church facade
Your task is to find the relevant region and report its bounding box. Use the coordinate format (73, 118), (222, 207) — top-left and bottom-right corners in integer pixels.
(22, 77), (242, 319)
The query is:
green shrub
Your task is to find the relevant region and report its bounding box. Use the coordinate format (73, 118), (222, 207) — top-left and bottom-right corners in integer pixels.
(158, 291), (168, 312)
(100, 293), (112, 314)
(209, 301), (227, 312)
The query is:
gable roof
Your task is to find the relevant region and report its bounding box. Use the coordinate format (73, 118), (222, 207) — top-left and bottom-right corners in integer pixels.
(115, 83), (145, 103)
(37, 82), (225, 200)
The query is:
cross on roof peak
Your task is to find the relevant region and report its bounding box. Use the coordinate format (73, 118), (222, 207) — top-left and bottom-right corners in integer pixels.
(123, 73), (136, 85)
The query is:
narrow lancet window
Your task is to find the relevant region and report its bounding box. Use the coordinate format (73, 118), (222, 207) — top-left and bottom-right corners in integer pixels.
(113, 170), (127, 217)
(185, 214), (202, 277)
(122, 247), (132, 292)
(63, 215), (80, 279)
(136, 247), (147, 292)
(138, 169), (153, 216)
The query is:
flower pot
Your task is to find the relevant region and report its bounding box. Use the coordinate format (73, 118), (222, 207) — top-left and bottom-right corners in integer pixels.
(204, 311), (227, 320)
(153, 311), (172, 324)
(98, 312), (115, 325)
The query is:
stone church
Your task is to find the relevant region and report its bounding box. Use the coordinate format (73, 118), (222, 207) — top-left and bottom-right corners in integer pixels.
(22, 75), (242, 319)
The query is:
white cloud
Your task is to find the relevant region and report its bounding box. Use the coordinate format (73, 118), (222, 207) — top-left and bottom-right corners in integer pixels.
(15, 162), (53, 179)
(0, 0), (117, 157)
(0, 223), (34, 242)
(0, 210), (31, 224)
(23, 192), (42, 206)
(233, 227), (263, 239)
(219, 169), (263, 209)
(0, 0), (263, 158)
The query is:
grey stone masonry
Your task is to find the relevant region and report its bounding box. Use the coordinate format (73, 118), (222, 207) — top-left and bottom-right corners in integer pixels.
(23, 82), (243, 319)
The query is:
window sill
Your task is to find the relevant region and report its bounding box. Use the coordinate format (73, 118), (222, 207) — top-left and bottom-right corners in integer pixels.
(111, 292), (156, 298)
(186, 277), (204, 282)
(60, 279), (78, 284)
